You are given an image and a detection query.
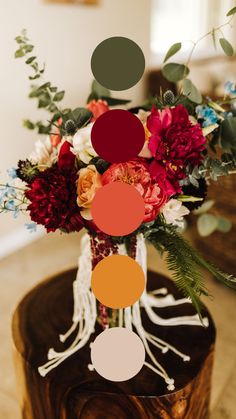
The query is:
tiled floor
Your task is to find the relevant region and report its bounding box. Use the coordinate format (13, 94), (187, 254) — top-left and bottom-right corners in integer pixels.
(0, 232), (235, 418)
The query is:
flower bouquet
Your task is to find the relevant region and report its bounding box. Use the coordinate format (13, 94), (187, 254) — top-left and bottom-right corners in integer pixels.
(2, 11), (236, 391)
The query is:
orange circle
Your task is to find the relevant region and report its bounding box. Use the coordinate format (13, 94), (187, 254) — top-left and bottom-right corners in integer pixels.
(91, 182), (145, 236)
(91, 254), (145, 309)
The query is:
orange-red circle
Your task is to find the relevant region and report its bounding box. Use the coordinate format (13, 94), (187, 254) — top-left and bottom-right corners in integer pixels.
(91, 182), (145, 236)
(91, 255), (145, 309)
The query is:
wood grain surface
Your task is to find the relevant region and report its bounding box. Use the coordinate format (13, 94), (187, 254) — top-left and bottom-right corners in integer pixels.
(12, 269), (216, 419)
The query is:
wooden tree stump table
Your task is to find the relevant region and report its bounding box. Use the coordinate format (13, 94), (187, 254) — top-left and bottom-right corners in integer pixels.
(12, 269), (216, 419)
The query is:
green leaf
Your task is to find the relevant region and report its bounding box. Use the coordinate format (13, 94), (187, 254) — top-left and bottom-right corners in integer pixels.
(163, 42), (182, 63)
(178, 195), (204, 203)
(216, 217), (232, 233)
(211, 29), (217, 50)
(15, 36), (24, 44)
(24, 44), (34, 54)
(53, 91), (65, 102)
(194, 200), (215, 215)
(92, 80), (111, 97)
(38, 93), (51, 108)
(64, 107), (92, 128)
(101, 96), (130, 106)
(182, 78), (202, 104)
(15, 49), (24, 58)
(23, 119), (35, 130)
(197, 214), (218, 236)
(25, 56), (36, 64)
(220, 117), (236, 151)
(49, 86), (57, 93)
(162, 63), (189, 82)
(29, 74), (40, 80)
(219, 38), (234, 56)
(227, 6), (236, 16)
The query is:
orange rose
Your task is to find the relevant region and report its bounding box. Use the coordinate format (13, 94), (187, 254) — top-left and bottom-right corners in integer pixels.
(77, 165), (102, 219)
(87, 99), (109, 121)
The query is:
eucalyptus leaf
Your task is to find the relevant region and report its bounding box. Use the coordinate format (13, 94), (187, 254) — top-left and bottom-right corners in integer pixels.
(197, 214), (218, 236)
(220, 117), (236, 151)
(219, 38), (234, 56)
(53, 91), (65, 102)
(15, 49), (24, 58)
(64, 107), (92, 128)
(162, 63), (189, 82)
(92, 80), (111, 98)
(216, 217), (232, 233)
(163, 42), (181, 63)
(227, 6), (236, 16)
(194, 200), (215, 215)
(25, 56), (36, 64)
(182, 78), (202, 104)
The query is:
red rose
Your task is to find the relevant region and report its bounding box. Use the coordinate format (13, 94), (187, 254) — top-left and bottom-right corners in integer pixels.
(147, 105), (206, 193)
(58, 141), (75, 170)
(25, 167), (83, 233)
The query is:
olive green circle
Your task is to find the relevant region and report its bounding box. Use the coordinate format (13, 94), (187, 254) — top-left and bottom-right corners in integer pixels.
(91, 37), (145, 91)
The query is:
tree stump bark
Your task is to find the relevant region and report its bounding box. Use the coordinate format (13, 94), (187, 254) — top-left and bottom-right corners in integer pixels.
(12, 269), (216, 419)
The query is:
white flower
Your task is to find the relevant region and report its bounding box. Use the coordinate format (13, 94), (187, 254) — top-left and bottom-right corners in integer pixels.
(162, 199), (190, 227)
(71, 123), (97, 164)
(136, 109), (150, 124)
(136, 109), (152, 158)
(30, 136), (57, 170)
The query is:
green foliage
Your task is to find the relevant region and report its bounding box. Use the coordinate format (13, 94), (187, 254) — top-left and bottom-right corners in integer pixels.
(162, 63), (189, 82)
(62, 107), (92, 130)
(163, 42), (182, 63)
(14, 30), (69, 135)
(194, 200), (215, 214)
(219, 38), (234, 56)
(217, 217), (232, 233)
(197, 214), (218, 236)
(91, 79), (111, 98)
(182, 79), (202, 104)
(227, 6), (236, 16)
(87, 79), (130, 106)
(147, 225), (236, 318)
(220, 117), (236, 152)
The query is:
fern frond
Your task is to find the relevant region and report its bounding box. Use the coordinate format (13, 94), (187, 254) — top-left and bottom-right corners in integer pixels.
(147, 225), (236, 318)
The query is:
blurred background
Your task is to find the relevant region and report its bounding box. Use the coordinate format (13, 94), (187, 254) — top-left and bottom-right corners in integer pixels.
(0, 1), (236, 418)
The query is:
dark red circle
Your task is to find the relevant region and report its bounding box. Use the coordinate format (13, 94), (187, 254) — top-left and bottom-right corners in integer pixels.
(91, 109), (145, 163)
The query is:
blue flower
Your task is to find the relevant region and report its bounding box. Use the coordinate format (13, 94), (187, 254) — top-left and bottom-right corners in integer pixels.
(224, 81), (236, 95)
(7, 168), (18, 179)
(5, 200), (16, 211)
(196, 105), (218, 127)
(25, 222), (37, 233)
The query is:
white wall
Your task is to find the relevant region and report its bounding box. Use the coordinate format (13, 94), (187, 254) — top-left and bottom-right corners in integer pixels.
(0, 0), (151, 240)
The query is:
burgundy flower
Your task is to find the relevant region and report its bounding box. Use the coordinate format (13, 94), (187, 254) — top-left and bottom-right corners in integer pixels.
(25, 166), (84, 233)
(147, 105), (206, 194)
(58, 140), (75, 170)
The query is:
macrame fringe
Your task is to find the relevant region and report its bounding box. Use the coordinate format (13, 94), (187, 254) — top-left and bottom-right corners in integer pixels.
(38, 233), (209, 391)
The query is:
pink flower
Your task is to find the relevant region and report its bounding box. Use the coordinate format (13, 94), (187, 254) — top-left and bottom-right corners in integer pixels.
(87, 99), (109, 121)
(102, 158), (168, 222)
(147, 105), (206, 194)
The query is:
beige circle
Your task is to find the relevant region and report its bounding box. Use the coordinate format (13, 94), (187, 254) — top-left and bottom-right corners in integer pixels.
(91, 327), (145, 382)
